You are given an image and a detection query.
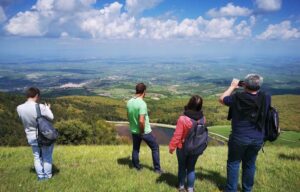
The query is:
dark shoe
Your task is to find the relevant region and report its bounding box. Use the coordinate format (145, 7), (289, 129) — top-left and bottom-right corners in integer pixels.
(134, 166), (143, 171)
(154, 169), (165, 174)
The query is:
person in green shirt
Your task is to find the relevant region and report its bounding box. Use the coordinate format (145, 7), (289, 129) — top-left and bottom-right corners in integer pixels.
(127, 83), (163, 174)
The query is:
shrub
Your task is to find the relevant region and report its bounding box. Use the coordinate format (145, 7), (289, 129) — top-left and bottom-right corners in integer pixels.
(55, 119), (92, 145)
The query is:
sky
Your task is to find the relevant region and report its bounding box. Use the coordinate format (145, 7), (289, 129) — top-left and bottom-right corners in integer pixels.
(0, 0), (300, 60)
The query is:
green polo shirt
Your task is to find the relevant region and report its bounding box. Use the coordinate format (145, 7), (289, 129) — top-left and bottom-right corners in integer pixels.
(126, 97), (151, 134)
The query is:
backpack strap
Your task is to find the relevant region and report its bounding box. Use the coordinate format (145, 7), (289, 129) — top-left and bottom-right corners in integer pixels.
(189, 118), (198, 128)
(35, 103), (42, 118)
(185, 116), (205, 126)
(199, 117), (205, 125)
(35, 103), (42, 149)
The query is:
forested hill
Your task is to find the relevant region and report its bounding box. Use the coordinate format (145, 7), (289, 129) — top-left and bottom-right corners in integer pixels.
(0, 92), (299, 146)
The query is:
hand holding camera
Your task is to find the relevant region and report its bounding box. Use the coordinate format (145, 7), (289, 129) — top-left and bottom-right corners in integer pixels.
(230, 78), (240, 89)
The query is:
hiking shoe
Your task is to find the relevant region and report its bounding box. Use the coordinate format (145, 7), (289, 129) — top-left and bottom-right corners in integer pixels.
(154, 169), (165, 174)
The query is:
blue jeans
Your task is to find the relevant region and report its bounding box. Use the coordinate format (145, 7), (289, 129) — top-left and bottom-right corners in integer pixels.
(225, 136), (263, 192)
(176, 148), (199, 189)
(132, 133), (161, 171)
(32, 144), (54, 179)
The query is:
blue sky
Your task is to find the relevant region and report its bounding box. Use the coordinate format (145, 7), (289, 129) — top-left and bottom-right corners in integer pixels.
(0, 0), (300, 60)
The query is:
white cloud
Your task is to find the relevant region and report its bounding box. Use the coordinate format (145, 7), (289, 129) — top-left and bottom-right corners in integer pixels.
(125, 0), (163, 16)
(33, 0), (54, 11)
(4, 0), (96, 37)
(207, 3), (252, 18)
(4, 0), (254, 40)
(0, 6), (7, 23)
(80, 0), (97, 7)
(5, 11), (45, 36)
(80, 2), (137, 39)
(139, 16), (253, 40)
(60, 31), (69, 38)
(257, 20), (300, 40)
(255, 0), (282, 12)
(54, 0), (76, 12)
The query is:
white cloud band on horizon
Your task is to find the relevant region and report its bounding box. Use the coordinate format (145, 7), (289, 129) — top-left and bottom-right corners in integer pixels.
(3, 0), (299, 41)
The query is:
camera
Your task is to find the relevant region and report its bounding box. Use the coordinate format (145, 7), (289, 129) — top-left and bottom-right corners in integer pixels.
(238, 80), (245, 87)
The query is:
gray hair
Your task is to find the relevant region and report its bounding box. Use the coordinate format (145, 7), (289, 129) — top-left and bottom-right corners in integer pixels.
(244, 74), (263, 91)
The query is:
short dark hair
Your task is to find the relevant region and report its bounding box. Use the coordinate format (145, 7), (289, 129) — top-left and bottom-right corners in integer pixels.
(184, 95), (203, 111)
(136, 83), (147, 94)
(26, 87), (40, 98)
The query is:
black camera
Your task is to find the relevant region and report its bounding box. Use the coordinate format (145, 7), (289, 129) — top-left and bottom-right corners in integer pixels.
(238, 80), (245, 87)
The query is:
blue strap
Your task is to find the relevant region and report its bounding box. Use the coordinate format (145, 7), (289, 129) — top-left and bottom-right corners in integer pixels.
(35, 104), (42, 118)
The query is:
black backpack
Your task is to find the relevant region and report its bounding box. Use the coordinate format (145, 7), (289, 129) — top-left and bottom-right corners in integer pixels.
(264, 106), (280, 142)
(183, 118), (208, 156)
(35, 104), (58, 146)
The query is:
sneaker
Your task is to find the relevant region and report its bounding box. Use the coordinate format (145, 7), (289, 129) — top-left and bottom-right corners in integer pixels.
(37, 177), (48, 181)
(154, 169), (165, 174)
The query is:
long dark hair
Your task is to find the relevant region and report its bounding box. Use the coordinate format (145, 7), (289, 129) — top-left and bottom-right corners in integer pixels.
(184, 95), (203, 111)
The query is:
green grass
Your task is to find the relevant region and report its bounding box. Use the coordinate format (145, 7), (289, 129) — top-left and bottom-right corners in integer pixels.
(208, 125), (231, 138)
(208, 126), (300, 147)
(1, 145), (300, 192)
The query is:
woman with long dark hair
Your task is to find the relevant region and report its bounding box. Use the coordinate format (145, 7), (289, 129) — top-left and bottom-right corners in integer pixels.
(169, 95), (206, 192)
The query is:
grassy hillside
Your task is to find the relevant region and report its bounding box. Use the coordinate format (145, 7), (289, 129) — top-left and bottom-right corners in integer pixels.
(0, 145), (299, 192)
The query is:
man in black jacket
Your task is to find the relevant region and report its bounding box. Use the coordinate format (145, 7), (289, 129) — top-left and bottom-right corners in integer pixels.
(219, 74), (271, 192)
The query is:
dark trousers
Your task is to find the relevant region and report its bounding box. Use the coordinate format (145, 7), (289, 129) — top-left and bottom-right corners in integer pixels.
(132, 133), (161, 171)
(176, 148), (199, 188)
(225, 136), (263, 192)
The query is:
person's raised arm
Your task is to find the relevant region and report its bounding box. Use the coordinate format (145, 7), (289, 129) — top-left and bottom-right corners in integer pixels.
(139, 115), (145, 134)
(219, 78), (239, 105)
(40, 103), (54, 120)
